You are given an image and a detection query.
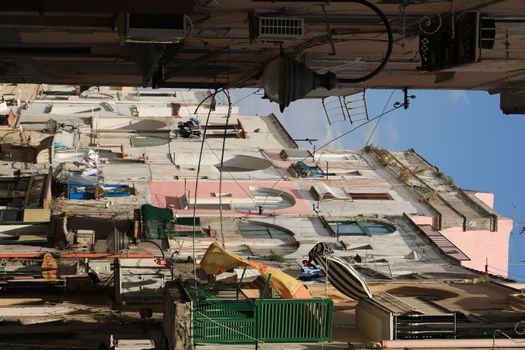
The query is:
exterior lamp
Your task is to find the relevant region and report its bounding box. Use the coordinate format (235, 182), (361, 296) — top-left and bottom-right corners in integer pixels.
(263, 55), (337, 112)
(261, 0), (393, 111)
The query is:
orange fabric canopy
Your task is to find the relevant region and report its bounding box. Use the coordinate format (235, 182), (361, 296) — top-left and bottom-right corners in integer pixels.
(200, 242), (311, 299)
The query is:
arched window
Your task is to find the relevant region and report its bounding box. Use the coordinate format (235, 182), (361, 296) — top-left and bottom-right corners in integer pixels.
(328, 220), (395, 236)
(237, 221), (298, 258)
(251, 187), (295, 210)
(230, 187), (295, 211)
(238, 222), (293, 240)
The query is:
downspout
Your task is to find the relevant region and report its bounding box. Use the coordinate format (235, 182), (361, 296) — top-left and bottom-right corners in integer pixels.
(382, 338), (525, 349)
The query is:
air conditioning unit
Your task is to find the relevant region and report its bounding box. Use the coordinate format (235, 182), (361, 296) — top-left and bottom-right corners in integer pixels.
(258, 16), (304, 40)
(126, 13), (187, 43)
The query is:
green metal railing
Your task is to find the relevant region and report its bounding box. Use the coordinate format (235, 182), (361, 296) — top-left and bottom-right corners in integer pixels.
(255, 299), (333, 342)
(193, 299), (256, 344)
(192, 298), (333, 345)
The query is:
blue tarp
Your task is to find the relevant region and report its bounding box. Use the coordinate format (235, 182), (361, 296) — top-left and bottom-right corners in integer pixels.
(292, 161), (324, 178)
(68, 184), (131, 199)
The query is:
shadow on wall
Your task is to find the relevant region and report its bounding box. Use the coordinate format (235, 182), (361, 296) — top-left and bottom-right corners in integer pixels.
(67, 216), (132, 240)
(385, 286), (459, 300)
(165, 196), (181, 209)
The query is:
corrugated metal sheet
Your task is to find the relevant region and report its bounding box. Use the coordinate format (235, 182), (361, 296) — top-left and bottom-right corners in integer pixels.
(371, 293), (415, 315)
(398, 296), (451, 315)
(419, 225), (470, 261)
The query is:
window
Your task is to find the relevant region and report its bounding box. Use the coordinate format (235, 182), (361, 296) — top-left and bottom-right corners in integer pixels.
(211, 192), (232, 197)
(329, 222), (364, 236)
(348, 193), (392, 200)
(230, 188), (295, 211)
(313, 153), (359, 162)
(185, 187), (295, 212)
(248, 245), (298, 258)
(280, 149), (312, 160)
(291, 161), (324, 178)
(238, 222), (292, 240)
(328, 221), (395, 236)
(202, 124), (237, 130)
(0, 209), (21, 222)
(204, 132), (241, 139)
(309, 184), (348, 201)
(250, 187), (295, 210)
(192, 203), (231, 210)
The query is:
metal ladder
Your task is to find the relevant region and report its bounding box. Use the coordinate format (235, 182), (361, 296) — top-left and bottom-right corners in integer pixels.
(321, 90), (369, 125)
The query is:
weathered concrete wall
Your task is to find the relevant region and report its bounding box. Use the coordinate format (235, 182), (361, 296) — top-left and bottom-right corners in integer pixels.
(164, 284), (191, 350)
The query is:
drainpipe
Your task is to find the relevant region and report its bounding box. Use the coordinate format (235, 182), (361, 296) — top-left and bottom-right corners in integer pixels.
(382, 338), (525, 348)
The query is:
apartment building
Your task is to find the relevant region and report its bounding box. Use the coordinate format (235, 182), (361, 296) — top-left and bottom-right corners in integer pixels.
(0, 85), (521, 349)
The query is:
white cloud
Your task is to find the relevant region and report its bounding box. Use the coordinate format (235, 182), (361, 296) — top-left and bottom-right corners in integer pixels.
(321, 122), (340, 149)
(382, 118), (400, 146)
(448, 90), (470, 105)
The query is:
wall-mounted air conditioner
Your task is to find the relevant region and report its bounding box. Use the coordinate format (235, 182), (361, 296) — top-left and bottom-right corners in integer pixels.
(257, 17), (304, 40)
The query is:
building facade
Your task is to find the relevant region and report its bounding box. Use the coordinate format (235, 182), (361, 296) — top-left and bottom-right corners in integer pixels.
(0, 84), (521, 349)
(1, 1), (525, 112)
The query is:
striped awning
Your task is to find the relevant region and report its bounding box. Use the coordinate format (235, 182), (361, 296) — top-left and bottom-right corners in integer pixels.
(309, 242), (372, 300)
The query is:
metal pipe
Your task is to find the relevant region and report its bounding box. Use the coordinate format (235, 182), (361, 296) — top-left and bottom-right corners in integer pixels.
(254, 0), (393, 84)
(382, 338), (525, 349)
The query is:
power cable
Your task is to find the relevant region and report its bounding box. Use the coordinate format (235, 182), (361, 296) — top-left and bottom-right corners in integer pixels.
(177, 88), (256, 201)
(488, 264), (525, 281)
(335, 89), (397, 222)
(190, 91), (217, 284)
(283, 0), (393, 85)
(259, 102), (404, 208)
(202, 138), (258, 201)
(364, 89), (396, 146)
(232, 88), (262, 105)
(217, 89), (232, 247)
(193, 310), (287, 350)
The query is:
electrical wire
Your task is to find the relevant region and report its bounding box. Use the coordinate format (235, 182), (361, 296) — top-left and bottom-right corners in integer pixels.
(259, 102), (404, 208)
(335, 89), (397, 219)
(217, 89), (232, 247)
(139, 239), (166, 260)
(299, 0), (393, 85)
(179, 89), (254, 204)
(202, 138), (258, 201)
(364, 89), (396, 146)
(488, 264), (525, 281)
(193, 310), (287, 350)
(190, 91), (217, 284)
(232, 88), (262, 105)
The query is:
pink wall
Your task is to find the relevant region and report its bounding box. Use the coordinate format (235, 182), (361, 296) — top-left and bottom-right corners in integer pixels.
(474, 192), (495, 209)
(149, 180), (312, 216)
(440, 218), (512, 277)
(409, 215), (433, 226)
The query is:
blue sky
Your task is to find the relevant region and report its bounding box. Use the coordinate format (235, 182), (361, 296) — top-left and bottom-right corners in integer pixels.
(232, 88), (525, 281)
